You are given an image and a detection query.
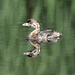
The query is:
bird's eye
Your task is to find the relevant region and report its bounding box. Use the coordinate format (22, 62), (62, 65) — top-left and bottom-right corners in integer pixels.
(34, 50), (37, 53)
(33, 23), (36, 26)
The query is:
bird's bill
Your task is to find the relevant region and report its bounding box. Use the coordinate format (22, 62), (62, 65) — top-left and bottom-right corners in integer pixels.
(22, 23), (31, 26)
(23, 52), (30, 55)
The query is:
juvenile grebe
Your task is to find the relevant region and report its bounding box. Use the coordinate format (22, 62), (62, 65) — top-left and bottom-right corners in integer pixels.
(22, 19), (62, 57)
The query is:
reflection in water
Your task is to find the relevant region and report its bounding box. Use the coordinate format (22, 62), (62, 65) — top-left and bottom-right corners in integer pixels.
(22, 19), (62, 57)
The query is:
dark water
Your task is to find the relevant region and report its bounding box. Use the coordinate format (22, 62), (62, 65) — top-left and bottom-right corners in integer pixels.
(0, 0), (75, 75)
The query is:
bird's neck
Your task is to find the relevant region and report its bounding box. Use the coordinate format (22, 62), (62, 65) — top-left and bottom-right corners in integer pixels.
(31, 28), (40, 35)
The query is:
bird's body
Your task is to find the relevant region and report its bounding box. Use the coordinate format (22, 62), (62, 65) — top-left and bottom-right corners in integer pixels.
(22, 19), (62, 57)
(27, 30), (61, 43)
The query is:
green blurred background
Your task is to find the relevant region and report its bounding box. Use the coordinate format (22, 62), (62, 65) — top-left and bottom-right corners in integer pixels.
(0, 0), (75, 75)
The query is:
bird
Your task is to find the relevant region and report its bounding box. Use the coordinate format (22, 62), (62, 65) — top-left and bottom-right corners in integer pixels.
(22, 19), (62, 57)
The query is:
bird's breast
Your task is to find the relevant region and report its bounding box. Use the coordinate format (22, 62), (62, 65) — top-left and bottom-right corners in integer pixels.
(26, 34), (38, 41)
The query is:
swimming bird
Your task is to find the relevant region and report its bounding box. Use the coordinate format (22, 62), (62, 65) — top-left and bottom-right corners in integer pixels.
(22, 19), (62, 57)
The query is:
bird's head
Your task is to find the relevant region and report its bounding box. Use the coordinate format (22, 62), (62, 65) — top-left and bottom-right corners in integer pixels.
(22, 19), (40, 29)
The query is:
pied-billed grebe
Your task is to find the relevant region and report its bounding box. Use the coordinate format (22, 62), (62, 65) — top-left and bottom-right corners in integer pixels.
(22, 19), (62, 57)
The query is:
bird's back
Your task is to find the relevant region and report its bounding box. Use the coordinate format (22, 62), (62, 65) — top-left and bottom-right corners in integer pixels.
(37, 30), (54, 43)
